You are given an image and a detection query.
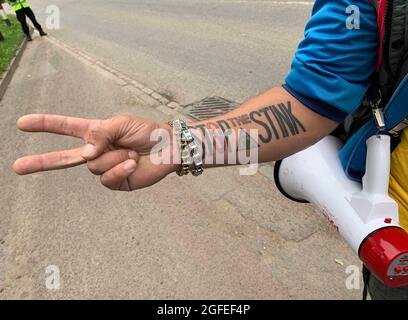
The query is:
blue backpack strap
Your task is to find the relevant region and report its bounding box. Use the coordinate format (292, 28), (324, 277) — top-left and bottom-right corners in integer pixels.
(339, 73), (408, 181)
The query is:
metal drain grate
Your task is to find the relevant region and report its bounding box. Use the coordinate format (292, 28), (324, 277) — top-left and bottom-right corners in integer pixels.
(184, 96), (240, 121)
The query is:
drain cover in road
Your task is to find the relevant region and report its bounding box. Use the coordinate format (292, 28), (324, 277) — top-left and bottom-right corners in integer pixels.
(184, 96), (240, 121)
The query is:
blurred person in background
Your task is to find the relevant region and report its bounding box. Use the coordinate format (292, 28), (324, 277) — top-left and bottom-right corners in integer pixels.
(6, 0), (46, 41)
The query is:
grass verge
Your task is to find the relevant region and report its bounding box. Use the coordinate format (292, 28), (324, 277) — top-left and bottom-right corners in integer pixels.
(0, 15), (24, 77)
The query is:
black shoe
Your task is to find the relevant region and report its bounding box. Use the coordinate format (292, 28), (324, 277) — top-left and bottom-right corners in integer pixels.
(39, 31), (47, 37)
(27, 35), (32, 41)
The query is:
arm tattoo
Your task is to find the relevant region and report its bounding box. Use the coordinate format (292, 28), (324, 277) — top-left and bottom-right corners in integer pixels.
(189, 100), (306, 158)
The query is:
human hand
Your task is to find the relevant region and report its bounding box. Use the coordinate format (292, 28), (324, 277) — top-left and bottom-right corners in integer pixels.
(13, 114), (178, 191)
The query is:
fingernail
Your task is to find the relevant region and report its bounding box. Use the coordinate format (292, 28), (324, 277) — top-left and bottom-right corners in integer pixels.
(82, 144), (97, 158)
(124, 160), (137, 172)
(128, 151), (138, 160)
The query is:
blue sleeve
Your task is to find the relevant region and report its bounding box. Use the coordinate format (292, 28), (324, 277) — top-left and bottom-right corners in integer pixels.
(284, 0), (378, 123)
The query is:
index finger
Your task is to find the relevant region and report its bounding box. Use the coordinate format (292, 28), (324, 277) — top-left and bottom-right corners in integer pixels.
(17, 114), (93, 139)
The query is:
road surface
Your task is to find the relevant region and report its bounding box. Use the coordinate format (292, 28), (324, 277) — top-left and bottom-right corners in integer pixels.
(0, 0), (364, 299)
(33, 0), (312, 105)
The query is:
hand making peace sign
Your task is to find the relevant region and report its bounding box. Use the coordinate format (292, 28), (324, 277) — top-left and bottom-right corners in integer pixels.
(13, 114), (177, 191)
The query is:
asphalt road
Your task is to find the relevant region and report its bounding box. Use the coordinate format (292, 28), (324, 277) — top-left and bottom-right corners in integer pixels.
(0, 0), (364, 299)
(32, 0), (312, 105)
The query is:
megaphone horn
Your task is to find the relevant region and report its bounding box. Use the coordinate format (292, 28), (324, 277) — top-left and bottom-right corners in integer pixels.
(274, 135), (408, 287)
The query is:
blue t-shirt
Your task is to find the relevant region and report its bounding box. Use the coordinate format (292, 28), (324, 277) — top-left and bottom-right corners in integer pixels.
(283, 0), (378, 123)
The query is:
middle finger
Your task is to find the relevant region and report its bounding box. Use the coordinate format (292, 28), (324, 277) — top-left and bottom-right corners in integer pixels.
(13, 146), (87, 175)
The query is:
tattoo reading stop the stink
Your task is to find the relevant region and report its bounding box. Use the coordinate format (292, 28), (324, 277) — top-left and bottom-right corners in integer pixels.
(190, 100), (306, 154)
(150, 101), (306, 175)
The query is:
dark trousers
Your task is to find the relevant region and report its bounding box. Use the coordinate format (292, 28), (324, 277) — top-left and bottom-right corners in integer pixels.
(367, 272), (408, 300)
(15, 7), (44, 36)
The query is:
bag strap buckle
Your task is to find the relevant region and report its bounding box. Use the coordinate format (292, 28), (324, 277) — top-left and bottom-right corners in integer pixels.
(389, 118), (408, 137)
(372, 108), (386, 131)
(370, 93), (386, 131)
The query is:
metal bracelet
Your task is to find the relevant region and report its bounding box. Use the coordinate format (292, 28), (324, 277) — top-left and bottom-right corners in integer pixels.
(168, 119), (204, 176)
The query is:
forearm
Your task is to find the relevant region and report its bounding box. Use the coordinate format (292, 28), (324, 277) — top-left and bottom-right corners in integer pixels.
(188, 86), (338, 167)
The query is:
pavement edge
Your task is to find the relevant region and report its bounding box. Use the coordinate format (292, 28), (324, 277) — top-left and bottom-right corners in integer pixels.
(0, 36), (27, 102)
(44, 36), (186, 118)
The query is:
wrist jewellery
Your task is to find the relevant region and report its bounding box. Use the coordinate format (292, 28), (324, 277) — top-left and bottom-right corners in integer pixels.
(168, 119), (204, 176)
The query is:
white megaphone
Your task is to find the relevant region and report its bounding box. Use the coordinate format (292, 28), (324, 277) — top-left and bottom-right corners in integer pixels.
(274, 134), (408, 287)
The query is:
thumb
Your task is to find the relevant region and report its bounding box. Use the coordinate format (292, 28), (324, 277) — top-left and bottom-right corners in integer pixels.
(81, 118), (124, 160)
